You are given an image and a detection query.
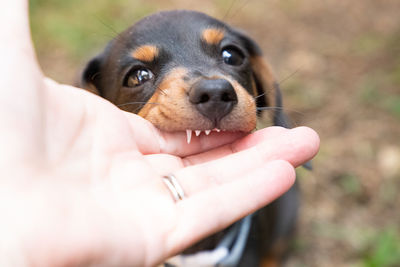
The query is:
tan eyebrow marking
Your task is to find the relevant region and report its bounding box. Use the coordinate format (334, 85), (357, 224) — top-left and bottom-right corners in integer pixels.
(201, 28), (225, 45)
(131, 45), (159, 62)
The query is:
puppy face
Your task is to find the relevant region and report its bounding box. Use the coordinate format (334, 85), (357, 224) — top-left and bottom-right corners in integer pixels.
(82, 10), (285, 134)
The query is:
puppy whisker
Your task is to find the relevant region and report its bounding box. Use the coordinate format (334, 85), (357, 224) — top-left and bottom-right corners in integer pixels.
(94, 15), (121, 40)
(222, 0), (239, 21)
(157, 88), (168, 96)
(279, 67), (302, 85)
(253, 67), (302, 102)
(117, 102), (160, 108)
(256, 106), (305, 116)
(230, 0), (254, 19)
(254, 92), (266, 100)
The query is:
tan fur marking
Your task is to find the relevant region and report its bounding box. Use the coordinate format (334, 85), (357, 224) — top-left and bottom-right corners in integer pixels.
(137, 89), (162, 119)
(260, 257), (279, 267)
(260, 238), (289, 267)
(138, 68), (193, 130)
(202, 28), (225, 45)
(226, 78), (257, 131)
(132, 45), (158, 62)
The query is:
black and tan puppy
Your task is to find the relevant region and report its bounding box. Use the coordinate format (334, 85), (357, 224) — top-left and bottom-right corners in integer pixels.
(82, 10), (298, 267)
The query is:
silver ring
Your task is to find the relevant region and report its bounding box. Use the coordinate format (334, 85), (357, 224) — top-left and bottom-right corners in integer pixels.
(162, 174), (185, 202)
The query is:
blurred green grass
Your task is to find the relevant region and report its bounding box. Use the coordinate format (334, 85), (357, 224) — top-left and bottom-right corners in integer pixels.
(30, 0), (157, 63)
(357, 30), (400, 119)
(360, 78), (400, 119)
(363, 228), (400, 267)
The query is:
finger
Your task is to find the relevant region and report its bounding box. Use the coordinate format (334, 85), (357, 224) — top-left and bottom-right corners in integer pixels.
(143, 127), (317, 200)
(0, 1), (46, 165)
(1, 0), (43, 83)
(1, 0), (33, 56)
(170, 127), (318, 197)
(183, 126), (320, 166)
(167, 160), (296, 254)
(182, 126), (289, 165)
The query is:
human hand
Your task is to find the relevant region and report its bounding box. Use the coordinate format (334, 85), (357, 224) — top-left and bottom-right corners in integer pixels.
(0, 1), (319, 266)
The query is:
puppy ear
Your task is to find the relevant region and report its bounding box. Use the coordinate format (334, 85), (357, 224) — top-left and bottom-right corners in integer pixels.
(81, 55), (104, 96)
(239, 32), (312, 170)
(236, 31), (291, 128)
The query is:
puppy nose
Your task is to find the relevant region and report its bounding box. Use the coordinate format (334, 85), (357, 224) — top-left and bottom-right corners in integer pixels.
(189, 79), (238, 123)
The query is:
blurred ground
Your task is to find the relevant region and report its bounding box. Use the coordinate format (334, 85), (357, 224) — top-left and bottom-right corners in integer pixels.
(30, 0), (400, 266)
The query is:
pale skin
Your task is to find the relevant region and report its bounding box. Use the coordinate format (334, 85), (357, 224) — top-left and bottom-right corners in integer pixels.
(0, 1), (320, 266)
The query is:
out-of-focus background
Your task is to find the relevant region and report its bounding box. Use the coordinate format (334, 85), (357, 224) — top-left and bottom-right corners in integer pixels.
(30, 0), (400, 266)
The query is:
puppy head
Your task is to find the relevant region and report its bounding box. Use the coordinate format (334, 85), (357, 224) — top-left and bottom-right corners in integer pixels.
(82, 10), (288, 132)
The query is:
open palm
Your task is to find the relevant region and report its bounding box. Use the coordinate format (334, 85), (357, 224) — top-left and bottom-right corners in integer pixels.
(0, 1), (319, 266)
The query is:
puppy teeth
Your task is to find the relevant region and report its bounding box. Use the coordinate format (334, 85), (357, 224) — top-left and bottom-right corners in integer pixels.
(186, 130), (192, 144)
(195, 130), (201, 136)
(213, 128), (221, 132)
(205, 130), (211, 135)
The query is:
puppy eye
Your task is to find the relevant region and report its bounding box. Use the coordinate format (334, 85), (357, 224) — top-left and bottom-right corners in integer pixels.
(221, 47), (245, 66)
(124, 68), (154, 87)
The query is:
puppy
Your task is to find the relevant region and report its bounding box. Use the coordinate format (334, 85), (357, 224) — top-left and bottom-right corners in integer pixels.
(82, 10), (298, 267)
